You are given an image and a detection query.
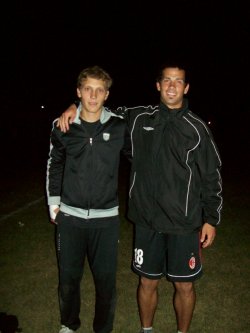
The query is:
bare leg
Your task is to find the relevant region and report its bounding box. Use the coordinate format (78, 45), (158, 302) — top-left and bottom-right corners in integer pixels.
(173, 281), (196, 333)
(137, 276), (160, 328)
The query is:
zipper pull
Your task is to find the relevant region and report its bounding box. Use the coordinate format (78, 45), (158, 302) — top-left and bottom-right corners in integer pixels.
(90, 138), (93, 145)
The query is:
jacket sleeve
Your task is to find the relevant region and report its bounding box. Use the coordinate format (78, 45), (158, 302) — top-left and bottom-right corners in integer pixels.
(46, 119), (66, 206)
(198, 126), (223, 227)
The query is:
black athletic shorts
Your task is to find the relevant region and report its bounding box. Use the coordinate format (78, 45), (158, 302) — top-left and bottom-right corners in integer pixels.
(132, 225), (203, 282)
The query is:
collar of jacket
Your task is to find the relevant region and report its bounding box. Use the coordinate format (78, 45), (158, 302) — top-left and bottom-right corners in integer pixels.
(158, 98), (189, 120)
(73, 104), (123, 125)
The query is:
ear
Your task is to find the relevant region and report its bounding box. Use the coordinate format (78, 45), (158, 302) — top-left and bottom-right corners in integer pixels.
(156, 82), (161, 92)
(104, 90), (110, 101)
(76, 88), (81, 98)
(184, 83), (190, 95)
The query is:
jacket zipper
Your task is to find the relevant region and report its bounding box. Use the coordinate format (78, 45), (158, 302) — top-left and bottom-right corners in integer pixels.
(87, 137), (93, 217)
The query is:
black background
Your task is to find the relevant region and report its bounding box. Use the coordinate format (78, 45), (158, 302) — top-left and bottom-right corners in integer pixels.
(1, 0), (249, 174)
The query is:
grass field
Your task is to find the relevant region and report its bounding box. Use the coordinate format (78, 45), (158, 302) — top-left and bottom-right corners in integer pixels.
(0, 153), (250, 333)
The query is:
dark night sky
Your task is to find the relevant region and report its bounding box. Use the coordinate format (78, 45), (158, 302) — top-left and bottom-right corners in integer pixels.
(1, 0), (250, 171)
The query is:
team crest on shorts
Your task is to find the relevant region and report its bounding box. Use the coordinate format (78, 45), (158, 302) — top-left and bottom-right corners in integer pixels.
(103, 133), (110, 141)
(189, 256), (196, 270)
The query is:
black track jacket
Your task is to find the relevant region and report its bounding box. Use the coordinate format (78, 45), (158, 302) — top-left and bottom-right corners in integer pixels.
(117, 99), (222, 234)
(46, 107), (131, 219)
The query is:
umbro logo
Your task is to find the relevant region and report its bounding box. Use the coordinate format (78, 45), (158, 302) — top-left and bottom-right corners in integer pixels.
(143, 127), (154, 131)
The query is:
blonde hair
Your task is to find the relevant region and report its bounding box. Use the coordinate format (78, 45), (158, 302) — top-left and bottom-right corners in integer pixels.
(77, 65), (113, 90)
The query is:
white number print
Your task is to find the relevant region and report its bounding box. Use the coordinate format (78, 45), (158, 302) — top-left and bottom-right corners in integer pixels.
(134, 248), (144, 266)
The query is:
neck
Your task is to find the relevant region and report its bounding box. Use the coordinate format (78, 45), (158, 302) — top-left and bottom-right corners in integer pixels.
(80, 109), (101, 123)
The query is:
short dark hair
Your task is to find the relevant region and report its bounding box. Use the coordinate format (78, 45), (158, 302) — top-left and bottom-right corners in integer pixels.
(77, 65), (113, 90)
(156, 59), (191, 84)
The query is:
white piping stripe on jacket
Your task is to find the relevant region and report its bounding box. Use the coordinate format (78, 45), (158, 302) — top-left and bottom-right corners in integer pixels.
(130, 107), (159, 157)
(183, 116), (201, 216)
(188, 112), (222, 166)
(187, 112), (223, 225)
(129, 108), (159, 199)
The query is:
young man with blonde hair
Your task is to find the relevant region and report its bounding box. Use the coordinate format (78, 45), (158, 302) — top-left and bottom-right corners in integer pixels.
(47, 65), (130, 333)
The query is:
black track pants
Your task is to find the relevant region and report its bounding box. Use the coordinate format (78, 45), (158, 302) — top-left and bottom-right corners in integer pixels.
(56, 213), (120, 332)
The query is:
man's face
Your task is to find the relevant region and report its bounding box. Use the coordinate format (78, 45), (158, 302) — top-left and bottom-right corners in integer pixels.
(77, 77), (109, 116)
(156, 67), (189, 109)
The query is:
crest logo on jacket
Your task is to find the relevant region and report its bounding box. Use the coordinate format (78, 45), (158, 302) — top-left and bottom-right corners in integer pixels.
(103, 133), (110, 141)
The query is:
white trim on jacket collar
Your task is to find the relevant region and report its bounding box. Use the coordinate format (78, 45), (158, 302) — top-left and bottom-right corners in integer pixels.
(74, 104), (123, 124)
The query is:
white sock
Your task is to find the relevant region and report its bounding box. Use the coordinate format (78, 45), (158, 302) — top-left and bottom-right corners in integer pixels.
(142, 327), (153, 332)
